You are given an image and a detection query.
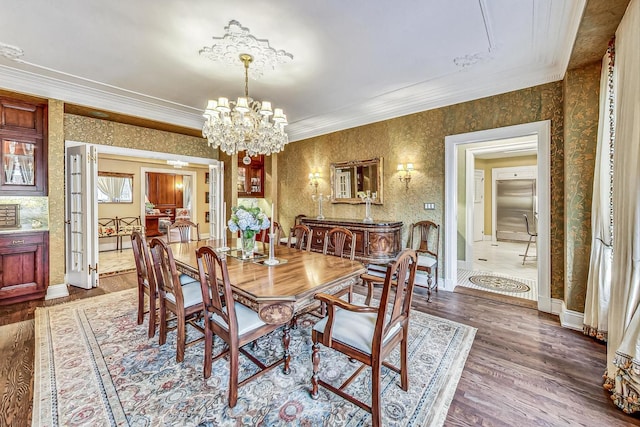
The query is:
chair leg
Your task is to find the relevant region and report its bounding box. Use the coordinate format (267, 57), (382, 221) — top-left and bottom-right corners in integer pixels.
(311, 342), (320, 399)
(176, 313), (186, 363)
(148, 294), (157, 338)
(159, 301), (168, 346)
(137, 287), (145, 326)
(203, 328), (213, 379)
(228, 346), (239, 408)
(523, 236), (533, 265)
(371, 363), (382, 427)
(400, 328), (409, 391)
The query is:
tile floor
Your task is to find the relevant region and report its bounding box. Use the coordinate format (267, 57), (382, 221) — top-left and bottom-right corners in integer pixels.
(99, 248), (136, 276)
(457, 239), (538, 301)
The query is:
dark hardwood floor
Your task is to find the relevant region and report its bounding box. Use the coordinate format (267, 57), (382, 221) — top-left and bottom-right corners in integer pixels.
(0, 274), (637, 427)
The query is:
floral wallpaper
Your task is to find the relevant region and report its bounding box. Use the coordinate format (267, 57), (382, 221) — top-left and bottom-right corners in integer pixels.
(278, 81), (569, 300)
(48, 100), (65, 285)
(563, 62), (601, 312)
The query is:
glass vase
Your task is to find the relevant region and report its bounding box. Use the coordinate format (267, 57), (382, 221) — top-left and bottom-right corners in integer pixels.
(241, 233), (256, 259)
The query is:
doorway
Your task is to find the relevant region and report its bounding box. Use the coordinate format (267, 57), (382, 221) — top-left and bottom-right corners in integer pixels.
(64, 141), (223, 289)
(444, 121), (551, 313)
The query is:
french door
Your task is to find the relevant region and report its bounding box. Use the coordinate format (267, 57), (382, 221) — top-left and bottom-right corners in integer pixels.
(65, 144), (99, 289)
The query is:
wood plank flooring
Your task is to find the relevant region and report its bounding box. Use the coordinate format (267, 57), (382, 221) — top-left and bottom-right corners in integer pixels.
(1, 274), (638, 426)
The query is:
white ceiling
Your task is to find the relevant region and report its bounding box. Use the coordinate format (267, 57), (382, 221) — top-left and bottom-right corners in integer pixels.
(0, 0), (585, 143)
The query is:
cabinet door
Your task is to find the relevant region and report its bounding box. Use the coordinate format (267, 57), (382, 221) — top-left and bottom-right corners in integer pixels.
(0, 98), (47, 195)
(237, 156), (264, 198)
(0, 232), (48, 303)
(367, 232), (395, 257)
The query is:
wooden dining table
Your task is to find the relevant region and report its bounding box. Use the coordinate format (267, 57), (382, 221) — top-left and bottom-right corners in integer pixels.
(168, 238), (366, 373)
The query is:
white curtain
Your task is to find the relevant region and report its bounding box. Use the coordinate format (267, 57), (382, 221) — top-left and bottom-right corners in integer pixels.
(583, 52), (614, 342)
(183, 175), (192, 210)
(96, 175), (126, 202)
(605, 0), (640, 413)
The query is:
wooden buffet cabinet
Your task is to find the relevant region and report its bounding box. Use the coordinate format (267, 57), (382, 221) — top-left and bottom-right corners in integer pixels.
(0, 231), (49, 304)
(300, 217), (402, 264)
(0, 95), (50, 305)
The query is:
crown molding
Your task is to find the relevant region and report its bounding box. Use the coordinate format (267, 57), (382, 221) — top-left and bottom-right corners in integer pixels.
(0, 64), (204, 130)
(286, 63), (564, 142)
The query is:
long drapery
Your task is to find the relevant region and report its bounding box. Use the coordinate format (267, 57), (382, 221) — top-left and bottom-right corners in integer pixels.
(604, 0), (640, 413)
(583, 48), (615, 343)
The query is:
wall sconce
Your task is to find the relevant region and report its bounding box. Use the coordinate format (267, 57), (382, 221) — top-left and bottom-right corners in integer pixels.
(397, 163), (414, 190)
(309, 172), (320, 194)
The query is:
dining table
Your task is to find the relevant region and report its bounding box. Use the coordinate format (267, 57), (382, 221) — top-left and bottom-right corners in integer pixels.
(168, 238), (366, 373)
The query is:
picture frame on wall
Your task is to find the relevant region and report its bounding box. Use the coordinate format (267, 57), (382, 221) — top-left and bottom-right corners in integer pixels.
(205, 211), (210, 223)
(205, 192), (210, 203)
(205, 172), (209, 184)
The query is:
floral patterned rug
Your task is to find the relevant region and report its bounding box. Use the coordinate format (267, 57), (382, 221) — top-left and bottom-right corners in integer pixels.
(32, 289), (476, 427)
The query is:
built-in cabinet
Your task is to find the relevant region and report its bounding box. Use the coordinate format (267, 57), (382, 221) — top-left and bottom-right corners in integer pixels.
(300, 217), (402, 264)
(0, 96), (50, 305)
(0, 97), (48, 195)
(0, 231), (49, 304)
(237, 155), (264, 198)
(146, 172), (183, 214)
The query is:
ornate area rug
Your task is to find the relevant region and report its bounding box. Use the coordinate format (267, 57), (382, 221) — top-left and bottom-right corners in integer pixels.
(468, 275), (530, 293)
(32, 289), (475, 427)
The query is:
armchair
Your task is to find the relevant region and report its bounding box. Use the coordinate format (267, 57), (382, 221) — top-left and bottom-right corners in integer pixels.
(310, 249), (418, 427)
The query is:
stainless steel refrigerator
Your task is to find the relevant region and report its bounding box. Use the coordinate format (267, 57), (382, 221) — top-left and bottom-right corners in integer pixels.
(496, 179), (536, 242)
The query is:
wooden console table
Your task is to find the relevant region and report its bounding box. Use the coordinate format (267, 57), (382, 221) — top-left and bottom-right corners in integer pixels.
(145, 214), (171, 237)
(300, 217), (402, 264)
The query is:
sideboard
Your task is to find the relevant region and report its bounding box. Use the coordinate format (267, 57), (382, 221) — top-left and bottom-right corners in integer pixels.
(300, 217), (402, 264)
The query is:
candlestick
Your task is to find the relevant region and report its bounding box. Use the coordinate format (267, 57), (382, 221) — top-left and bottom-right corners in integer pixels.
(312, 193), (330, 220)
(263, 232), (280, 265)
(360, 191), (373, 223)
(270, 202), (274, 234)
(219, 201), (230, 251)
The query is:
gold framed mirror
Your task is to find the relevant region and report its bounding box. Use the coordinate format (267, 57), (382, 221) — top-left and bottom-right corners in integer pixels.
(330, 157), (383, 204)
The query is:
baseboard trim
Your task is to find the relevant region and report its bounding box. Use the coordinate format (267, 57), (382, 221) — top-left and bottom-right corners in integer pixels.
(559, 301), (585, 331)
(45, 283), (69, 300)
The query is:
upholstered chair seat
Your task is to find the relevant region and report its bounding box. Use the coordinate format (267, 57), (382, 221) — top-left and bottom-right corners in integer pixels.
(312, 309), (399, 354)
(165, 281), (202, 307)
(210, 302), (267, 336)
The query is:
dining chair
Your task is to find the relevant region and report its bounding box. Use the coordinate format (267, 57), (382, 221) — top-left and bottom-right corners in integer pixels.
(131, 230), (158, 338)
(196, 246), (285, 408)
(522, 213), (537, 264)
(167, 220), (201, 244)
(287, 224), (312, 251)
(259, 220), (283, 245)
(408, 220), (440, 301)
(323, 227), (356, 260)
(149, 238), (204, 362)
(322, 227), (356, 305)
(310, 248), (418, 427)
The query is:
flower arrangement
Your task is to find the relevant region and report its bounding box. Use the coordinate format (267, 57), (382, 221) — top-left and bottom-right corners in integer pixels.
(227, 205), (270, 239)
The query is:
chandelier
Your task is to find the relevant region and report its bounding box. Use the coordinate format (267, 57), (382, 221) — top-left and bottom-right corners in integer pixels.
(200, 20), (292, 157)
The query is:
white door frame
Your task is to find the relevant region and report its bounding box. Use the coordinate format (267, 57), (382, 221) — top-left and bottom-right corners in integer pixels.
(64, 141), (223, 284)
(444, 121), (551, 313)
(473, 169), (484, 243)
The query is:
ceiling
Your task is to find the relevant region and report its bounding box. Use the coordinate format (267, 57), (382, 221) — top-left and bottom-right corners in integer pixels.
(0, 1), (622, 144)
